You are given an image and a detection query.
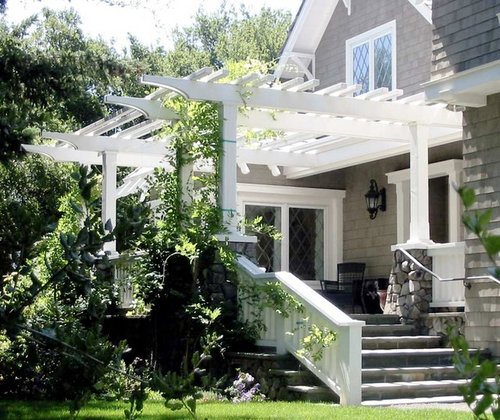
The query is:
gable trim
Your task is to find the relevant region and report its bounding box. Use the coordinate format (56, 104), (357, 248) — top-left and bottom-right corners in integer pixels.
(276, 0), (432, 80)
(406, 0), (432, 24)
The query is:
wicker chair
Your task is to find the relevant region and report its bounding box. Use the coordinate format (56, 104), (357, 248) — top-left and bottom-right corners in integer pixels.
(320, 262), (366, 313)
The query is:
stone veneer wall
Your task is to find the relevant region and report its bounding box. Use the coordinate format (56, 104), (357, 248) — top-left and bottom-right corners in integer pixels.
(421, 312), (465, 337)
(384, 249), (433, 324)
(202, 241), (257, 312)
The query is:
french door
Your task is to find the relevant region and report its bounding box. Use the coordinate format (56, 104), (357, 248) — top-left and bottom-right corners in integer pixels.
(245, 204), (325, 280)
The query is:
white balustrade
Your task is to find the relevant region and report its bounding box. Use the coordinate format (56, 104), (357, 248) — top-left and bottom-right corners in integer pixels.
(112, 257), (137, 309)
(428, 242), (465, 307)
(237, 256), (365, 405)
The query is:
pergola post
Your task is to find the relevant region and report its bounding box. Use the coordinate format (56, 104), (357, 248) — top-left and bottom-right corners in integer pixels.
(101, 151), (117, 254)
(180, 159), (194, 206)
(219, 104), (238, 236)
(408, 123), (431, 245)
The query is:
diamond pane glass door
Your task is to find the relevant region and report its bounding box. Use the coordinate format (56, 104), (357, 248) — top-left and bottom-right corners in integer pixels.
(245, 205), (281, 272)
(288, 207), (324, 280)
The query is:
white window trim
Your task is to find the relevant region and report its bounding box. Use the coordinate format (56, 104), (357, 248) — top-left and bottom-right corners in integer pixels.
(386, 159), (463, 245)
(237, 184), (345, 280)
(346, 20), (397, 92)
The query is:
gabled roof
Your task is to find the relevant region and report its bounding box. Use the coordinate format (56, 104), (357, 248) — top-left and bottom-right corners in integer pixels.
(275, 0), (432, 80)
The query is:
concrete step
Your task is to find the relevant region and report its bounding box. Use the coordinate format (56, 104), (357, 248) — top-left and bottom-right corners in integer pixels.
(362, 378), (496, 401)
(351, 314), (401, 325)
(362, 335), (442, 350)
(362, 348), (462, 368)
(286, 385), (337, 403)
(362, 365), (463, 383)
(361, 394), (466, 407)
(268, 369), (319, 386)
(362, 324), (416, 337)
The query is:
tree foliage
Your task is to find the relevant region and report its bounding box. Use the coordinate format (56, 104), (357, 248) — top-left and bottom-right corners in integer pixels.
(0, 9), (122, 159)
(0, 167), (129, 410)
(0, 3), (294, 417)
(0, 9), (151, 276)
(165, 3), (291, 76)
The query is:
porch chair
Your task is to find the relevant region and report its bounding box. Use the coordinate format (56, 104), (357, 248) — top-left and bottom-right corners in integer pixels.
(320, 262), (366, 313)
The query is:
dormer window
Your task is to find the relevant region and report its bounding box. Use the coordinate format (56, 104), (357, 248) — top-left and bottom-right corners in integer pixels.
(346, 21), (396, 95)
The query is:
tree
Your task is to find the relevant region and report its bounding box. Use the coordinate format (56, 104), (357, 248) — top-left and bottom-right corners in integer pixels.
(0, 9), (149, 276)
(164, 3), (292, 76)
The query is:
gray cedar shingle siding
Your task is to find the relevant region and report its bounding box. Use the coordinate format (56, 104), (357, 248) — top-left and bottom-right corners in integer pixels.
(315, 0), (432, 97)
(462, 93), (500, 356)
(462, 92), (500, 278)
(431, 0), (500, 79)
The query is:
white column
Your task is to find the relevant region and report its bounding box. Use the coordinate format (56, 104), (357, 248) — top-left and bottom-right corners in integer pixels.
(408, 123), (431, 245)
(101, 151), (117, 254)
(219, 104), (238, 235)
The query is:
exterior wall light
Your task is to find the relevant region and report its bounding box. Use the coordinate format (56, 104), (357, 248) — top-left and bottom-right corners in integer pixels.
(365, 179), (386, 219)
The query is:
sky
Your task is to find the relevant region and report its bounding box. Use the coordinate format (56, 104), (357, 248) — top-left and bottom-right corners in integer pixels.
(5, 0), (302, 52)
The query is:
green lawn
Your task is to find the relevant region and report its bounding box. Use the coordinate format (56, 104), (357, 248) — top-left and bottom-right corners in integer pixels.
(0, 400), (476, 420)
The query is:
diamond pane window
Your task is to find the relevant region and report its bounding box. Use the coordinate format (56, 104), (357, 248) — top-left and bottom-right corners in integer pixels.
(353, 42), (369, 95)
(347, 21), (395, 94)
(374, 34), (392, 89)
(288, 207), (324, 280)
(245, 205), (281, 272)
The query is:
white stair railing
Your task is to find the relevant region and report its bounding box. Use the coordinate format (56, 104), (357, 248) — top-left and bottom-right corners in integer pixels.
(237, 256), (365, 405)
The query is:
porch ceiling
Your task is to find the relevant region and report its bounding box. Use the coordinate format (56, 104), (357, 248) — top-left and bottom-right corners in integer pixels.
(22, 66), (462, 197)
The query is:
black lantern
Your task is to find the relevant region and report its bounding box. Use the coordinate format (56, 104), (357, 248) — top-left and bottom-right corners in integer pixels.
(365, 179), (386, 220)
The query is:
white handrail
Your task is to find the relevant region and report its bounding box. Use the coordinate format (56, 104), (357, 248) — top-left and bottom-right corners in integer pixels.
(396, 247), (500, 286)
(237, 255), (364, 405)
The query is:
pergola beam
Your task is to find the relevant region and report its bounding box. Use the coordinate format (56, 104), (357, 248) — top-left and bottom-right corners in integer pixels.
(238, 110), (411, 142)
(141, 75), (463, 126)
(22, 145), (172, 168)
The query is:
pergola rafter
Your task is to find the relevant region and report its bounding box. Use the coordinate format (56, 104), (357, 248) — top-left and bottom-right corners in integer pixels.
(22, 66), (463, 248)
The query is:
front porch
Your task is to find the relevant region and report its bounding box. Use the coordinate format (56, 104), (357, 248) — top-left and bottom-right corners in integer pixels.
(23, 66), (469, 405)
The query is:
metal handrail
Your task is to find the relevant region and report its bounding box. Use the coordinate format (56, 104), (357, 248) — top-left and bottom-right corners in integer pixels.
(396, 247), (500, 287)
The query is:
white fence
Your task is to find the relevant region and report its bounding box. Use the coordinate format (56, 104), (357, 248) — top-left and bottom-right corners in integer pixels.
(237, 256), (365, 405)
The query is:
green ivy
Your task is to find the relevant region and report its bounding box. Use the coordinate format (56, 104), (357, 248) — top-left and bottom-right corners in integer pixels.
(296, 323), (337, 363)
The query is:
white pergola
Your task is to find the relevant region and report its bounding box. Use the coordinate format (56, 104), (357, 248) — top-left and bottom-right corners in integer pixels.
(23, 66), (463, 253)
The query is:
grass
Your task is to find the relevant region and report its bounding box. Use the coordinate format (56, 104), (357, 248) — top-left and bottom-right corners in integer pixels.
(0, 399), (476, 420)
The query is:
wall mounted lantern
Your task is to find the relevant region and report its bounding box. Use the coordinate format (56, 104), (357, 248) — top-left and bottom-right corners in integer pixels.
(365, 179), (386, 220)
